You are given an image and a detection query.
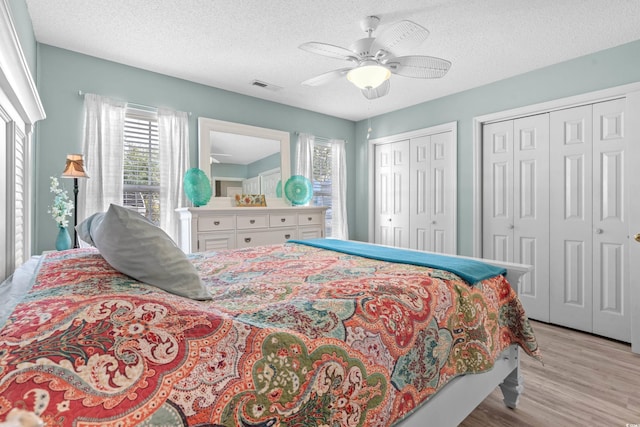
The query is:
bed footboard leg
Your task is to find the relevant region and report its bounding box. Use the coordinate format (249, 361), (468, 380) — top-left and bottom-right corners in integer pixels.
(499, 348), (523, 409)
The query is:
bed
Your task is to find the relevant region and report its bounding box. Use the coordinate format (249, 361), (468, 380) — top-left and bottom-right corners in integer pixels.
(0, 207), (540, 426)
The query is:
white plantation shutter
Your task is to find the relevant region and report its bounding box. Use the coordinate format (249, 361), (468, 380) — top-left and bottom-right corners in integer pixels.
(13, 126), (27, 264)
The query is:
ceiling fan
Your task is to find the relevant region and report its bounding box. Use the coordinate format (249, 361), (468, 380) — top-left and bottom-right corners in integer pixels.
(299, 16), (451, 100)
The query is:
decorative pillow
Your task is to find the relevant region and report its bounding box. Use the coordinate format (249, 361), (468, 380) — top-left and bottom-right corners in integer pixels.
(76, 204), (211, 300)
(234, 193), (267, 207)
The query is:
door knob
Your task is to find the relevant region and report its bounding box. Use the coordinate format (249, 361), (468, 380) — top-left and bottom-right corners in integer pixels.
(595, 228), (603, 234)
(508, 224), (514, 230)
(635, 233), (640, 242)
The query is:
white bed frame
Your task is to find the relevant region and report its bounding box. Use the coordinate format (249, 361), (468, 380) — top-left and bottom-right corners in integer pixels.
(398, 258), (532, 427)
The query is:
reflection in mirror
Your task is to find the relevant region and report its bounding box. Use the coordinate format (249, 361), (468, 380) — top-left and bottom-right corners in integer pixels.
(209, 132), (280, 197)
(198, 118), (290, 206)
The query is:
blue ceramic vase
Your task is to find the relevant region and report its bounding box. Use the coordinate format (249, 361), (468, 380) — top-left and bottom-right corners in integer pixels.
(55, 226), (72, 251)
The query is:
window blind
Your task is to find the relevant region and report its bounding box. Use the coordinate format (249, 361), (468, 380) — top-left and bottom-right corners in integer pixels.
(312, 143), (333, 235)
(123, 109), (160, 224)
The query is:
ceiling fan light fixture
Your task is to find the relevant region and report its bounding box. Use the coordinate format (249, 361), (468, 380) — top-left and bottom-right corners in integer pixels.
(347, 64), (390, 90)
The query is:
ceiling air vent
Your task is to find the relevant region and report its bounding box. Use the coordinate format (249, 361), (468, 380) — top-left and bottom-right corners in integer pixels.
(251, 80), (283, 92)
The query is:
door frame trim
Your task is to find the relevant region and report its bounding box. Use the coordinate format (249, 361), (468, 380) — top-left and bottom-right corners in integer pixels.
(367, 121), (458, 246)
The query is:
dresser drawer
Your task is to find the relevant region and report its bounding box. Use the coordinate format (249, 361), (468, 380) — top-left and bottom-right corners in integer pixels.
(237, 228), (297, 248)
(298, 212), (323, 226)
(269, 213), (297, 228)
(197, 232), (236, 251)
(298, 226), (323, 240)
(237, 214), (269, 229)
(198, 215), (235, 231)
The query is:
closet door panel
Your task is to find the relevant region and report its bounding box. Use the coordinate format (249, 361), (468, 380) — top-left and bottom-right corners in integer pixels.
(410, 136), (431, 251)
(592, 98), (629, 341)
(429, 131), (455, 254)
(375, 140), (410, 248)
(482, 121), (514, 263)
(513, 114), (550, 321)
(375, 143), (393, 246)
(550, 105), (593, 332)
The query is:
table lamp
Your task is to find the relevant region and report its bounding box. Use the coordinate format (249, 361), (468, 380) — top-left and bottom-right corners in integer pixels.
(61, 153), (89, 248)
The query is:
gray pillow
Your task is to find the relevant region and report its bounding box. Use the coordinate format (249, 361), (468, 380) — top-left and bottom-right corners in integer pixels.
(76, 204), (211, 301)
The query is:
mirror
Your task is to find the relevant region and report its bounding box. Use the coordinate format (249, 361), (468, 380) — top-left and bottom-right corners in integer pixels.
(198, 117), (291, 204)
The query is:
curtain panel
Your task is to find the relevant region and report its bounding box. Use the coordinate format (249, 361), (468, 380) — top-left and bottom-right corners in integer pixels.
(295, 133), (349, 240)
(79, 93), (126, 222)
(330, 139), (348, 240)
(158, 108), (189, 243)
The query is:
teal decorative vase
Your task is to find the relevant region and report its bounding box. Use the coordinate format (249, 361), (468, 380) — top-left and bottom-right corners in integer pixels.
(55, 226), (72, 251)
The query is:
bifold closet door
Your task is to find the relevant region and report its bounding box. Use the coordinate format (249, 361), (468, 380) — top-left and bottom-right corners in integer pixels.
(550, 99), (630, 342)
(483, 114), (550, 321)
(374, 140), (410, 248)
(409, 132), (456, 254)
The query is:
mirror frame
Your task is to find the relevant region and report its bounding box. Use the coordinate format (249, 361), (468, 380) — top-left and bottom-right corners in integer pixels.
(198, 117), (291, 202)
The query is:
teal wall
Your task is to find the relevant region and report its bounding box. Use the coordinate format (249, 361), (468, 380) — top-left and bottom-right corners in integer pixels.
(7, 0), (36, 77)
(353, 39), (640, 255)
(248, 152), (281, 177)
(212, 163), (249, 179)
(34, 45), (355, 253)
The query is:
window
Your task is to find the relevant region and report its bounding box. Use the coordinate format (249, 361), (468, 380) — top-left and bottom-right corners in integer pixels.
(312, 142), (333, 236)
(122, 108), (160, 223)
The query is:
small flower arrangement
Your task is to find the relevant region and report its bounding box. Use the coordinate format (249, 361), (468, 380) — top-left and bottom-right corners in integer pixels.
(48, 176), (74, 228)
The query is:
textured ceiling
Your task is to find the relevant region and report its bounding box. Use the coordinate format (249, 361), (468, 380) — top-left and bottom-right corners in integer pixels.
(24, 0), (640, 122)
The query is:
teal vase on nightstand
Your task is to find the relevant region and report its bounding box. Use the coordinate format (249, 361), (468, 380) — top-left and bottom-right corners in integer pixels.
(55, 226), (72, 251)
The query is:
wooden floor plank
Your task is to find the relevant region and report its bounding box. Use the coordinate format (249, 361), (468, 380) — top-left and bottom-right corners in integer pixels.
(460, 321), (640, 426)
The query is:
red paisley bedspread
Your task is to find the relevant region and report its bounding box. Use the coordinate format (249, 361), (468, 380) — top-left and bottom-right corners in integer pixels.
(0, 243), (539, 426)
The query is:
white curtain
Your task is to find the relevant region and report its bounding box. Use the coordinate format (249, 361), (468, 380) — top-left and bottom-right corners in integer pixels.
(296, 132), (349, 240)
(295, 132), (314, 181)
(330, 139), (349, 239)
(79, 93), (126, 222)
(158, 108), (189, 243)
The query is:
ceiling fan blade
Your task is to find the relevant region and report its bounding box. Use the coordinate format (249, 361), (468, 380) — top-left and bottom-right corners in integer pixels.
(387, 55), (451, 78)
(302, 68), (353, 86)
(362, 79), (390, 100)
(372, 21), (429, 55)
(299, 42), (358, 61)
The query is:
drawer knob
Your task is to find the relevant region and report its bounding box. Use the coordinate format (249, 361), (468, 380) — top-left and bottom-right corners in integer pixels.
(213, 221), (220, 226)
(281, 218), (286, 222)
(307, 217), (312, 221)
(250, 219), (255, 224)
(244, 237), (252, 243)
(284, 234), (291, 239)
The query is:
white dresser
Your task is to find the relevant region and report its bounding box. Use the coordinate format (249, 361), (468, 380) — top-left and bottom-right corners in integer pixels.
(176, 206), (328, 253)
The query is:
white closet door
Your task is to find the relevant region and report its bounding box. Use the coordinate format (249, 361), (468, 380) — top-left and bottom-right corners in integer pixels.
(483, 116), (549, 321)
(409, 132), (456, 253)
(483, 120), (514, 263)
(592, 98), (629, 341)
(243, 176), (261, 194)
(410, 135), (431, 251)
(513, 114), (550, 320)
(550, 105), (594, 331)
(375, 140), (410, 248)
(429, 131), (456, 254)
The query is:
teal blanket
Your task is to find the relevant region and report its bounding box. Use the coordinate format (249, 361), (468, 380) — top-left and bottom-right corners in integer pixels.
(289, 239), (506, 285)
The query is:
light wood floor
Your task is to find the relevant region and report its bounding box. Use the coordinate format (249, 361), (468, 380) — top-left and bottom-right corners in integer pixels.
(460, 321), (640, 427)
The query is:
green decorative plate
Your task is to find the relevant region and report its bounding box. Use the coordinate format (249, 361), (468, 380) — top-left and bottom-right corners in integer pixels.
(183, 168), (212, 207)
(284, 175), (313, 205)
